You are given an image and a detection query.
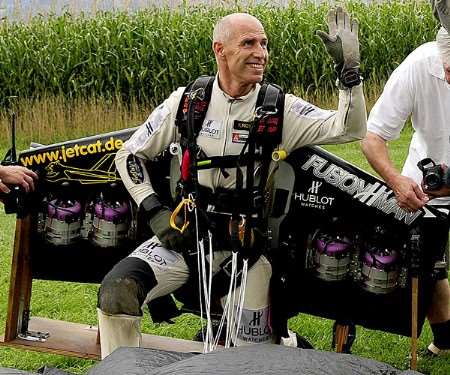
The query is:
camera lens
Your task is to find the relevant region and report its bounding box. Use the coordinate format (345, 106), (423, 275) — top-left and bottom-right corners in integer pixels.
(425, 173), (442, 190)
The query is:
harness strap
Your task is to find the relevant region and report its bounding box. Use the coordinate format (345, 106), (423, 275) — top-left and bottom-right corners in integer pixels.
(176, 75), (215, 146)
(196, 154), (264, 170)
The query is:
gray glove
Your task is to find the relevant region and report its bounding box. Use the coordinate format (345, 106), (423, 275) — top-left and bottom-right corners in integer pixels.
(149, 208), (195, 252)
(316, 6), (361, 87)
(431, 0), (450, 33)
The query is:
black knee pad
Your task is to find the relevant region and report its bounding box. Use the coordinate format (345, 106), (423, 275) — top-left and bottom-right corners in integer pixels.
(98, 257), (157, 316)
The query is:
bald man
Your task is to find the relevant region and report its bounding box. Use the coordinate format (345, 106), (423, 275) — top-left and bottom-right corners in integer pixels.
(97, 11), (367, 358)
(362, 27), (450, 356)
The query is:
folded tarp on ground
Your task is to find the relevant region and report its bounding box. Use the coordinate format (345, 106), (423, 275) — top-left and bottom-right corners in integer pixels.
(0, 345), (424, 375)
(87, 345), (423, 375)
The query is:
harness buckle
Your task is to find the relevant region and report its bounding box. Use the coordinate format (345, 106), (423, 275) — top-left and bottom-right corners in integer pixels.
(189, 87), (206, 101)
(255, 106), (278, 120)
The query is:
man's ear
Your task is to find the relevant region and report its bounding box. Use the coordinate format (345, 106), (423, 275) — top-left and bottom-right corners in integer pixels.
(213, 41), (225, 58)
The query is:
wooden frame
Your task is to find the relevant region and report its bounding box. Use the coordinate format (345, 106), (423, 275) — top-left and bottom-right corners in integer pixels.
(0, 215), (204, 360)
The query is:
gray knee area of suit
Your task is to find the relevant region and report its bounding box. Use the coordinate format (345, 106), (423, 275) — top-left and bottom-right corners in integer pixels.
(98, 277), (143, 316)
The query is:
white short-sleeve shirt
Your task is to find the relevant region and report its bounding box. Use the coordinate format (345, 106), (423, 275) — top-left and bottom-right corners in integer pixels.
(368, 42), (450, 205)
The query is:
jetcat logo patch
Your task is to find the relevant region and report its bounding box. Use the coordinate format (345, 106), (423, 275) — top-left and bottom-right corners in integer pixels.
(126, 154), (144, 184)
(199, 120), (222, 139)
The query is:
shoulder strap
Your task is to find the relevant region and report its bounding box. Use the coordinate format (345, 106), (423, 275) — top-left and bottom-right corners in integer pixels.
(176, 77), (284, 150)
(175, 75), (215, 147)
(254, 82), (284, 149)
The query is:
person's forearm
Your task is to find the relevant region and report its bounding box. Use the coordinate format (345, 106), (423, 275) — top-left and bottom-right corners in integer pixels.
(335, 84), (367, 142)
(361, 132), (400, 188)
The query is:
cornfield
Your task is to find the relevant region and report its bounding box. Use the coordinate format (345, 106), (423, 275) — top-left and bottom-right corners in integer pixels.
(0, 1), (439, 107)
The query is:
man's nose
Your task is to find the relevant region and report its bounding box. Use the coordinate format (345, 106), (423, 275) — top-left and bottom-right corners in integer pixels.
(253, 44), (266, 58)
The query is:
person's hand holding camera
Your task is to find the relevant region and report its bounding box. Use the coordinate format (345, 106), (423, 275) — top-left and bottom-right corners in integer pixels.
(0, 165), (38, 194)
(388, 173), (428, 212)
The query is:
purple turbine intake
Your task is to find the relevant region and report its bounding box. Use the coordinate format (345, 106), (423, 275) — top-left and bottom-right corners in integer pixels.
(314, 235), (352, 281)
(362, 248), (399, 294)
(316, 236), (351, 256)
(363, 250), (398, 270)
(91, 199), (130, 247)
(94, 201), (129, 222)
(45, 199), (82, 245)
(48, 199), (81, 221)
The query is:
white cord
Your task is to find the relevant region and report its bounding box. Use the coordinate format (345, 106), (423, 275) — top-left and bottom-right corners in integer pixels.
(232, 258), (248, 344)
(224, 253), (238, 348)
(199, 230), (214, 352)
(191, 197), (250, 351)
(194, 207), (206, 347)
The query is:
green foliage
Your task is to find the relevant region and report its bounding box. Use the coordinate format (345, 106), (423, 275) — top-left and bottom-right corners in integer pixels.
(0, 1), (439, 106)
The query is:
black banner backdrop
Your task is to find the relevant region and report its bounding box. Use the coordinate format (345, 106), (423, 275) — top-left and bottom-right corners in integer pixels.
(18, 130), (448, 337)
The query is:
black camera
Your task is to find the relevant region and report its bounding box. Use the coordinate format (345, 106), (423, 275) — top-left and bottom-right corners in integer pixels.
(417, 158), (444, 190)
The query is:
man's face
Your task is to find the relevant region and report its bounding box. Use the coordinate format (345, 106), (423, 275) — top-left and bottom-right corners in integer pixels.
(220, 19), (268, 87)
(444, 62), (450, 84)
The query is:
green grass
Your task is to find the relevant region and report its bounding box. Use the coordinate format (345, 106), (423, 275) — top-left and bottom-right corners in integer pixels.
(0, 127), (449, 375)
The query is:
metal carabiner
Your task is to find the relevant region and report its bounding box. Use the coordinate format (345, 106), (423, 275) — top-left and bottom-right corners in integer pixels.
(189, 87), (206, 101)
(254, 106), (278, 121)
(170, 197), (195, 233)
(169, 142), (182, 165)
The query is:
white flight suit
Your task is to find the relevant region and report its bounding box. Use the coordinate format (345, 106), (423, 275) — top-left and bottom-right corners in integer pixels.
(98, 77), (367, 358)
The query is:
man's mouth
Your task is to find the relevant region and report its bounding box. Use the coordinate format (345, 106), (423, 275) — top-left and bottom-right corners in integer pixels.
(248, 63), (264, 70)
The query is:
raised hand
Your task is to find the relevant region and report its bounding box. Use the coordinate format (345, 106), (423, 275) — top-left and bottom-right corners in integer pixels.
(316, 6), (361, 87)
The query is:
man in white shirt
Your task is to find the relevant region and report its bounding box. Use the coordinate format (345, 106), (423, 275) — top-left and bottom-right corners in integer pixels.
(361, 26), (450, 356)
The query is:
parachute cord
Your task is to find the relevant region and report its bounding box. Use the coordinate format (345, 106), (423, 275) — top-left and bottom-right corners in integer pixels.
(200, 230), (214, 352)
(212, 254), (235, 349)
(224, 253), (238, 348)
(195, 205), (215, 353)
(194, 207), (205, 348)
(232, 259), (248, 345)
(206, 231), (214, 351)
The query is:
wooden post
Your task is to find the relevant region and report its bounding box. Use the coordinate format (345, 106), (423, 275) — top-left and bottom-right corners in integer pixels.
(4, 215), (33, 341)
(334, 323), (349, 353)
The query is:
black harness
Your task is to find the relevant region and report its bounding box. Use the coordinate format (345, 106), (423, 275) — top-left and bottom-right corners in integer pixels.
(174, 76), (284, 251)
(149, 76), (285, 320)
